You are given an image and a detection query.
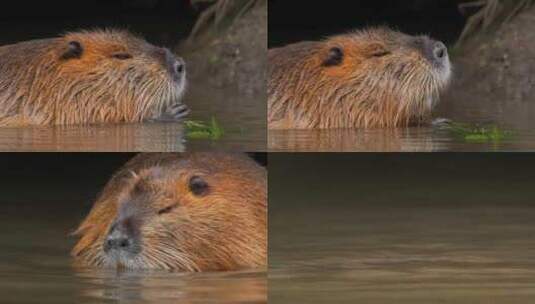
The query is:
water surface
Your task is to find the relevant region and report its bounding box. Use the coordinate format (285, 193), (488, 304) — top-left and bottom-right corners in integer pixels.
(269, 154), (535, 303)
(268, 127), (535, 152)
(271, 204), (535, 304)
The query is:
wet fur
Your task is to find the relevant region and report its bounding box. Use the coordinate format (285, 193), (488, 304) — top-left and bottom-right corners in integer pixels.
(72, 153), (267, 271)
(268, 28), (451, 129)
(0, 30), (186, 126)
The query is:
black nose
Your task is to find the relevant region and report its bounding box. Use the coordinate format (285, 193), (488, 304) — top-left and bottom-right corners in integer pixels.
(433, 41), (447, 60)
(175, 58), (186, 75)
(104, 220), (134, 252)
(163, 48), (185, 79)
(106, 234), (131, 250)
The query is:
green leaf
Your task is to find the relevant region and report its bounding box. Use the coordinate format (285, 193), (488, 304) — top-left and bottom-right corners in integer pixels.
(184, 117), (225, 140)
(443, 122), (513, 143)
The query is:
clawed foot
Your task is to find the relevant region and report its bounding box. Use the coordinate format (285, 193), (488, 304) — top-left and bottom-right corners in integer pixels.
(431, 117), (452, 128)
(151, 103), (190, 122)
(166, 103), (190, 119)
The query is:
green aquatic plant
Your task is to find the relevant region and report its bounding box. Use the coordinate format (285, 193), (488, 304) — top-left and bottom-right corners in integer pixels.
(184, 117), (224, 140)
(444, 122), (513, 142)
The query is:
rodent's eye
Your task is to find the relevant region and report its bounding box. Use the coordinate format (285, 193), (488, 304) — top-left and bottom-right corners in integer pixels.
(61, 41), (84, 60)
(322, 47), (344, 67)
(157, 203), (177, 215)
(189, 176), (209, 196)
(112, 53), (133, 60)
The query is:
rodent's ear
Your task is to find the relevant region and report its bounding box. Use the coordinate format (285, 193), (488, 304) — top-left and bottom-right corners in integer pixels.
(130, 167), (163, 195)
(61, 41), (84, 60)
(322, 47), (344, 67)
(188, 175), (209, 196)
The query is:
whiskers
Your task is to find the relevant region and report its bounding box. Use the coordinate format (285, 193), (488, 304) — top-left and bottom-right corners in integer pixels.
(141, 243), (200, 271)
(78, 238), (200, 271)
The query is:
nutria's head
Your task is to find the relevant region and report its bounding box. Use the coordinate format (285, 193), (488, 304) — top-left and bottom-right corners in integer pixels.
(0, 29), (186, 125)
(72, 153), (266, 271)
(268, 27), (452, 129)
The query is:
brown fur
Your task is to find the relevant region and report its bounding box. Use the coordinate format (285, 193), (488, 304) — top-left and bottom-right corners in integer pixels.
(0, 30), (186, 126)
(268, 27), (451, 129)
(72, 153), (267, 271)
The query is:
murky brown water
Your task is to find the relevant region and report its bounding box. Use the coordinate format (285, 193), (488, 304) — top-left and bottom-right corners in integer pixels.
(0, 85), (266, 152)
(270, 204), (535, 304)
(268, 127), (535, 152)
(269, 154), (535, 303)
(0, 250), (265, 304)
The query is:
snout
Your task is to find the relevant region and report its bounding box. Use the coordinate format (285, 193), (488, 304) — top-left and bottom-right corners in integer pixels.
(103, 219), (139, 254)
(164, 48), (186, 82)
(433, 41), (447, 62)
(420, 37), (449, 67)
(415, 36), (451, 84)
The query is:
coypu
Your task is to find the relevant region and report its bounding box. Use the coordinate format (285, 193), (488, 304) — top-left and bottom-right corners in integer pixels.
(0, 30), (188, 126)
(268, 27), (452, 129)
(72, 153), (267, 271)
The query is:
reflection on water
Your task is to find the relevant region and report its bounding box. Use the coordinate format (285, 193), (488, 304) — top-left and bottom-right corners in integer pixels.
(0, 258), (265, 304)
(75, 268), (265, 304)
(271, 205), (535, 303)
(269, 127), (535, 152)
(269, 154), (535, 303)
(0, 85), (266, 152)
(0, 176), (266, 304)
(0, 123), (186, 152)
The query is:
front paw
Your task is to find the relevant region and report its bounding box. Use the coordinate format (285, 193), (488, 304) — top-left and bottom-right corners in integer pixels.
(154, 103), (190, 122)
(167, 103), (190, 119)
(431, 117), (452, 128)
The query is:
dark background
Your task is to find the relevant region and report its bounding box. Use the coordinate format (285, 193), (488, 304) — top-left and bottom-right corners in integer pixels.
(0, 0), (197, 47)
(0, 152), (266, 180)
(268, 0), (469, 48)
(0, 153), (266, 211)
(270, 153), (535, 210)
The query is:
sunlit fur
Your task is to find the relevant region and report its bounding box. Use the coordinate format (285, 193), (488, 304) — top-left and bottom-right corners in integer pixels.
(268, 27), (452, 129)
(0, 29), (186, 126)
(72, 153), (267, 271)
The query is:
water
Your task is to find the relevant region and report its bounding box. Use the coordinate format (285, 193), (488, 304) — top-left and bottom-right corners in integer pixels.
(0, 164), (266, 304)
(269, 154), (535, 303)
(1, 252), (265, 304)
(0, 85), (266, 152)
(1, 258), (265, 304)
(270, 204), (535, 303)
(268, 127), (535, 152)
